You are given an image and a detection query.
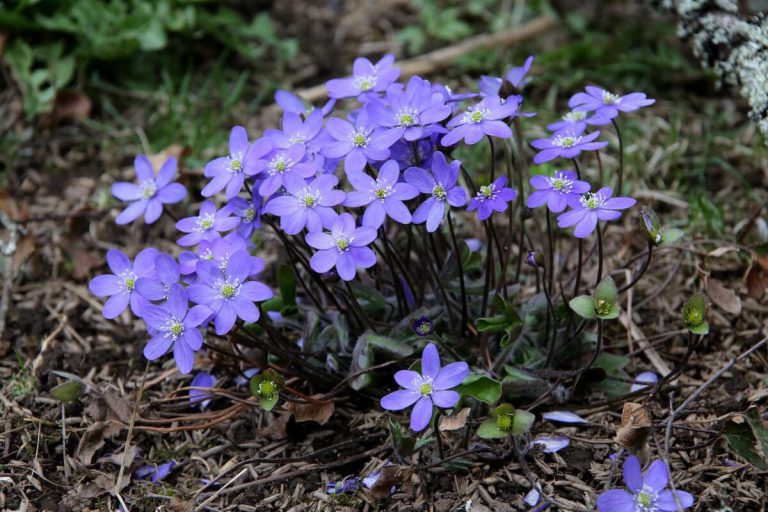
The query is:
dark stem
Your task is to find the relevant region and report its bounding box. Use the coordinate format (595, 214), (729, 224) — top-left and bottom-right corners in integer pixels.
(596, 224), (604, 287)
(433, 409), (445, 460)
(447, 212), (468, 336)
(611, 118), (624, 193)
(619, 244), (654, 294)
(546, 210), (555, 297)
(425, 229), (456, 326)
(487, 135), (496, 181)
(480, 221), (494, 318)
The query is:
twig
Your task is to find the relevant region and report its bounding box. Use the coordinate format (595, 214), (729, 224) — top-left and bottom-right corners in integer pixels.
(194, 468), (248, 512)
(114, 361), (150, 498)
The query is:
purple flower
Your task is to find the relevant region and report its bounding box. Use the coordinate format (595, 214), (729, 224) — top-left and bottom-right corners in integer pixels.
(569, 86), (655, 121)
(557, 187), (636, 238)
(630, 371), (658, 392)
(136, 253), (180, 302)
(264, 173), (344, 234)
(467, 175), (517, 221)
(112, 156), (186, 225)
(187, 251), (273, 335)
(531, 130), (608, 164)
(135, 461), (177, 482)
(201, 127), (272, 199)
(389, 137), (436, 169)
(267, 110), (325, 150)
(441, 95), (530, 146)
(229, 191), (263, 240)
(344, 159), (418, 228)
(189, 371), (215, 408)
(305, 212), (377, 281)
(275, 89), (335, 117)
(505, 55), (534, 89)
(326, 54), (400, 100)
(478, 75), (503, 98)
(547, 110), (589, 135)
(412, 316), (433, 337)
(326, 477), (361, 495)
(526, 170), (591, 213)
(176, 200), (240, 247)
(257, 146), (318, 198)
(597, 455), (694, 512)
(186, 234), (264, 277)
(404, 151), (466, 232)
(367, 76), (451, 142)
(89, 248), (157, 319)
(322, 109), (400, 174)
(380, 343), (469, 432)
(141, 284), (212, 374)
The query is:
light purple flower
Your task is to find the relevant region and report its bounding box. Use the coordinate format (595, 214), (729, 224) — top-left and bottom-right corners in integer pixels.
(135, 461), (177, 483)
(267, 110), (325, 151)
(305, 213), (377, 281)
(541, 411), (587, 424)
(257, 145), (318, 198)
(441, 95), (531, 146)
(179, 235), (261, 277)
(466, 175), (517, 221)
(597, 456), (694, 512)
(547, 110), (589, 135)
(322, 109), (400, 174)
(176, 200), (240, 247)
(136, 253), (179, 302)
(505, 55), (535, 89)
(532, 435), (570, 453)
(630, 371), (658, 392)
(326, 477), (361, 495)
(557, 187), (636, 238)
(187, 251), (273, 335)
(275, 89), (335, 117)
(526, 170), (591, 213)
(569, 86), (655, 121)
(229, 191), (263, 240)
(344, 159), (418, 228)
(367, 76), (451, 141)
(189, 371), (215, 408)
(201, 127), (271, 199)
(389, 137), (436, 169)
(112, 156), (186, 225)
(141, 284), (212, 374)
(326, 54), (400, 100)
(404, 151), (466, 232)
(380, 343), (469, 432)
(264, 173), (344, 234)
(531, 130), (608, 164)
(89, 248), (157, 319)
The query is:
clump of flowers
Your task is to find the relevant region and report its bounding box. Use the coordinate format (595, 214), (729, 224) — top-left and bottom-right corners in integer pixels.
(597, 455), (694, 511)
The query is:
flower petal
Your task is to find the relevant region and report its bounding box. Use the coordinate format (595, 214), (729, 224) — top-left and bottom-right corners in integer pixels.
(623, 455), (643, 492)
(410, 396), (433, 432)
(433, 362), (469, 390)
(380, 389), (419, 411)
(595, 489), (635, 512)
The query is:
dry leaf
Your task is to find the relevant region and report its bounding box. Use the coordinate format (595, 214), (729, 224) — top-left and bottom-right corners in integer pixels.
(745, 254), (768, 299)
(256, 412), (290, 440)
(148, 144), (189, 172)
(706, 277), (742, 315)
(76, 421), (122, 466)
(615, 402), (651, 464)
(43, 90), (92, 126)
(368, 465), (413, 499)
(707, 246), (738, 258)
(283, 395), (334, 425)
(439, 407), (470, 431)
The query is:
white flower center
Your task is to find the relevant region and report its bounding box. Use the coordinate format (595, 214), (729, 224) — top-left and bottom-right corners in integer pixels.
(580, 192), (606, 209)
(120, 271), (137, 291)
(288, 133), (305, 145)
(229, 152), (244, 173)
(217, 278), (241, 300)
(335, 235), (352, 252)
(415, 376), (434, 396)
(548, 172), (574, 193)
(198, 213), (215, 232)
(353, 74), (376, 92)
(432, 184), (447, 200)
(397, 107), (419, 127)
(602, 90), (621, 105)
(553, 133), (582, 148)
(634, 486), (659, 512)
(373, 183), (392, 201)
(563, 110), (586, 122)
(463, 106), (489, 124)
(477, 184), (496, 200)
(166, 318), (184, 341)
(300, 189), (319, 208)
(243, 207), (256, 223)
(351, 129), (369, 148)
(268, 155), (293, 175)
(141, 180), (157, 199)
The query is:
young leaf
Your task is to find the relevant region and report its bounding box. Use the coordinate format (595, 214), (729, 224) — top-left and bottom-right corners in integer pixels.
(477, 419), (507, 439)
(455, 375), (502, 405)
(512, 410), (536, 435)
(569, 296), (597, 319)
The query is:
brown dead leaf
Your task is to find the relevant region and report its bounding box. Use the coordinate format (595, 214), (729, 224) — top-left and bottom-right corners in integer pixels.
(85, 390), (133, 424)
(745, 254), (768, 299)
(76, 421), (122, 466)
(256, 412), (290, 440)
(12, 235), (34, 273)
(439, 407), (470, 431)
(42, 90), (92, 126)
(706, 277), (742, 315)
(283, 395), (334, 425)
(615, 402), (651, 465)
(368, 464), (413, 499)
(148, 144), (189, 172)
(706, 246), (738, 258)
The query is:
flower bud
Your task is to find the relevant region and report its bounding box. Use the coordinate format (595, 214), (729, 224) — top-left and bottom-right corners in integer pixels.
(526, 251), (545, 268)
(640, 207), (663, 246)
(412, 316), (434, 337)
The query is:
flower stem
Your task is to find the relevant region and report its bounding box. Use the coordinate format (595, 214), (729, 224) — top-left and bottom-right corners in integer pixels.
(570, 158), (584, 299)
(481, 221), (494, 318)
(425, 229), (456, 326)
(546, 210), (555, 297)
(447, 211), (468, 336)
(596, 223), (604, 287)
(611, 118), (624, 194)
(433, 408), (445, 460)
(488, 135), (496, 181)
(619, 243), (653, 294)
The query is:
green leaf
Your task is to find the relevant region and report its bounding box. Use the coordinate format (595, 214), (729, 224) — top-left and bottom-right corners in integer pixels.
(512, 410), (536, 435)
(389, 418), (416, 458)
(456, 374), (501, 405)
(477, 419), (507, 439)
(569, 296), (597, 319)
(349, 333), (372, 390)
(688, 321), (710, 335)
(745, 408), (768, 457)
(682, 293), (708, 334)
(366, 332), (413, 357)
(594, 352), (629, 373)
(50, 381), (84, 403)
(277, 265), (296, 306)
(724, 419), (768, 470)
(594, 276), (617, 303)
(661, 228), (684, 246)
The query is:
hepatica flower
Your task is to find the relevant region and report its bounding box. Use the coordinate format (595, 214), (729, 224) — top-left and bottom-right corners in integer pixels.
(268, 109), (324, 150)
(531, 130), (607, 164)
(368, 76), (451, 141)
(405, 151), (466, 232)
(380, 343), (469, 432)
(89, 248), (157, 319)
(467, 175), (517, 221)
(305, 212), (377, 281)
(547, 110), (589, 135)
(187, 251), (273, 335)
(264, 173), (345, 234)
(326, 54), (400, 100)
(229, 191), (263, 240)
(322, 109), (400, 174)
(202, 127), (271, 199)
(141, 284), (212, 374)
(189, 371), (215, 408)
(176, 200), (240, 247)
(569, 86), (655, 121)
(442, 95), (529, 146)
(526, 170), (591, 213)
(557, 187), (636, 238)
(258, 145), (317, 198)
(136, 252), (179, 302)
(344, 159), (418, 228)
(135, 461), (177, 483)
(505, 55), (534, 89)
(597, 455), (694, 512)
(275, 89), (335, 117)
(112, 155), (186, 225)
